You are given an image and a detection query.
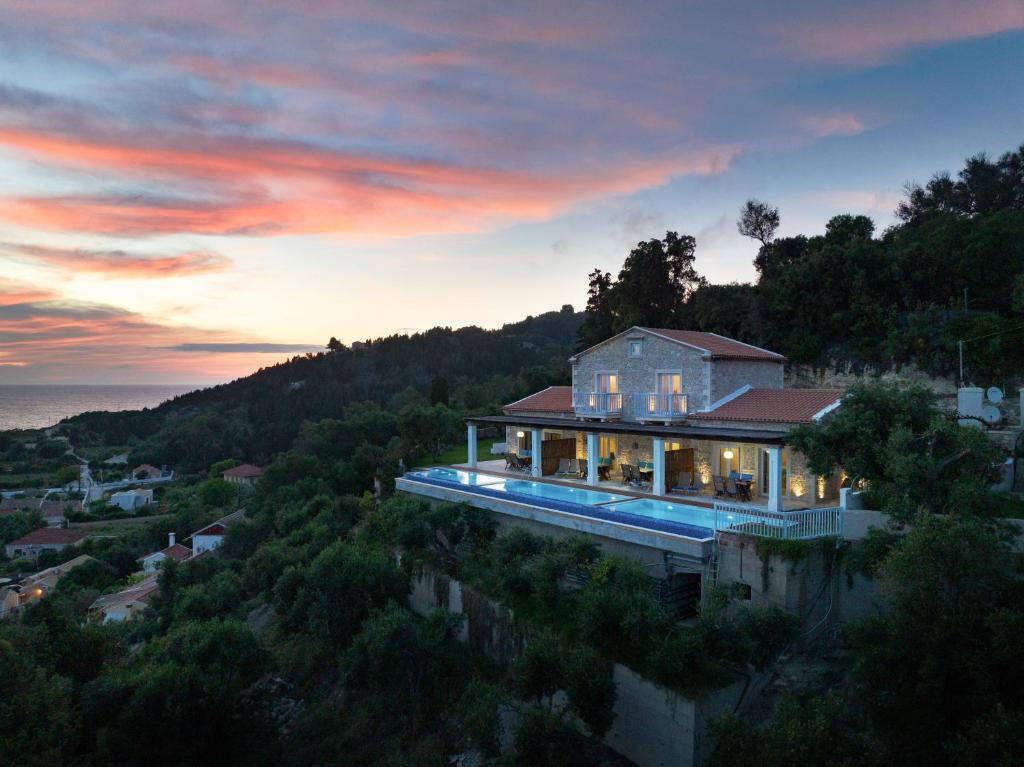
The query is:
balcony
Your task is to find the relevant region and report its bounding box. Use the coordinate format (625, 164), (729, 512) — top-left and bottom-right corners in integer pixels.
(573, 392), (623, 419)
(633, 392), (688, 421)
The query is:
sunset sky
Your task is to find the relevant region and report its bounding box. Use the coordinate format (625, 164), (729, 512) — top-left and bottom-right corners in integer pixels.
(1, 1), (1022, 384)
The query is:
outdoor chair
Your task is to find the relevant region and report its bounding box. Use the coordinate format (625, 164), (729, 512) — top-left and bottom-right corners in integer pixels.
(725, 476), (745, 500)
(619, 464), (636, 485)
(577, 458), (588, 478)
(712, 475), (730, 497)
(554, 458), (573, 477)
(672, 471), (699, 495)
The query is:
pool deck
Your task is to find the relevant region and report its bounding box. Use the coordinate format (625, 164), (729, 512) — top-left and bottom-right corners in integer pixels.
(449, 459), (819, 512)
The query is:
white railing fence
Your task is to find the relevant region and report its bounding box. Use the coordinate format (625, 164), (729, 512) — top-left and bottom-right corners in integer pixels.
(713, 501), (843, 540)
(573, 392), (623, 416)
(633, 392), (688, 418)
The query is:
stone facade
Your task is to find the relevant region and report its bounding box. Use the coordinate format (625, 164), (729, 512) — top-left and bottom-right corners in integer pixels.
(571, 328), (783, 418)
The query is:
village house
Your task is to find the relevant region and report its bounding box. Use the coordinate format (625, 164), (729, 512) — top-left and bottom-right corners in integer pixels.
(90, 574), (160, 623)
(5, 527), (87, 560)
(0, 554), (95, 618)
(138, 532), (191, 573)
(110, 488), (154, 512)
(189, 509), (246, 556)
(221, 463), (264, 486)
(131, 463), (163, 480)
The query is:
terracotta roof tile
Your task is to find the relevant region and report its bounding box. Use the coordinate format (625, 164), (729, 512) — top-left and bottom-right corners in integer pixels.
(504, 386), (573, 413)
(222, 463), (264, 479)
(9, 528), (86, 546)
(641, 329), (785, 361)
(691, 388), (843, 424)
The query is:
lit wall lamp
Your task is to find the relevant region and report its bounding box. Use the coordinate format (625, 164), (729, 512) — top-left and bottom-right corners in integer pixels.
(516, 431), (525, 438)
(723, 449), (734, 460)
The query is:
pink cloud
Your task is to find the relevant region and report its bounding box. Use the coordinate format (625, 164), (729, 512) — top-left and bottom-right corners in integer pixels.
(802, 113), (869, 138)
(0, 126), (740, 237)
(778, 0), (1024, 63)
(0, 242), (228, 277)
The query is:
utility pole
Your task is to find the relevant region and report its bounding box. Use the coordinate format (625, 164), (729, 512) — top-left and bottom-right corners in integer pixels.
(958, 340), (965, 387)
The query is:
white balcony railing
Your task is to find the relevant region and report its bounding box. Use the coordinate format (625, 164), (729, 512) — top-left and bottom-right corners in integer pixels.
(634, 392), (688, 419)
(713, 502), (844, 540)
(573, 392), (623, 418)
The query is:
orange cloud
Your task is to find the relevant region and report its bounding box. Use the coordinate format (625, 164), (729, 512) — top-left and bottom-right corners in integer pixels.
(0, 126), (740, 237)
(0, 242), (228, 277)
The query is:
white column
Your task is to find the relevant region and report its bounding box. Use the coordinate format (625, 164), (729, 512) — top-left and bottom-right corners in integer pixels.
(586, 432), (599, 486)
(652, 437), (666, 496)
(768, 446), (783, 512)
(531, 428), (543, 478)
(467, 423), (478, 468)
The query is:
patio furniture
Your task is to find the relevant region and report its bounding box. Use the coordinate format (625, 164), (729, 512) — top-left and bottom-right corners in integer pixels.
(672, 471), (699, 495)
(725, 476), (748, 501)
(509, 453), (530, 472)
(637, 460), (654, 483)
(554, 458), (579, 478)
(598, 463), (611, 481)
(732, 477), (753, 501)
(712, 475), (734, 497)
(619, 463), (635, 485)
(577, 458), (588, 478)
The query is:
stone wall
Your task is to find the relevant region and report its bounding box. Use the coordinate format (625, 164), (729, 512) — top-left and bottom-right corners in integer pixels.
(709, 359), (784, 403)
(573, 331), (710, 416)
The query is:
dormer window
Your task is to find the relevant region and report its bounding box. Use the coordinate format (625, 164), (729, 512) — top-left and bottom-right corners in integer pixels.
(628, 339), (643, 358)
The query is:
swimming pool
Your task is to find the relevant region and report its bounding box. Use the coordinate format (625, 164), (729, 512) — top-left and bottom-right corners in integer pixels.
(605, 498), (718, 529)
(403, 469), (715, 540)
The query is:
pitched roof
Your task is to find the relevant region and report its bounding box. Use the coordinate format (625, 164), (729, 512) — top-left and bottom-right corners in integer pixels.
(139, 543), (191, 563)
(133, 464), (161, 475)
(504, 386), (573, 413)
(691, 388), (843, 425)
(90, 575), (160, 612)
(640, 329), (786, 362)
(191, 509), (247, 538)
(222, 463), (264, 479)
(8, 528), (86, 546)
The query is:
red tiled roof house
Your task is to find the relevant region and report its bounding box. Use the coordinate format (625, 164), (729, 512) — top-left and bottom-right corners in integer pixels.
(458, 326), (845, 510)
(5, 527), (87, 560)
(221, 464), (264, 486)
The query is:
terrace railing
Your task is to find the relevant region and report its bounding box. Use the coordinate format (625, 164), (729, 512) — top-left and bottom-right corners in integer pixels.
(713, 501), (844, 540)
(634, 392), (688, 419)
(573, 392), (623, 418)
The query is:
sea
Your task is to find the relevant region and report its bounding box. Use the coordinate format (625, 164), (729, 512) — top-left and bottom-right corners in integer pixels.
(0, 385), (201, 432)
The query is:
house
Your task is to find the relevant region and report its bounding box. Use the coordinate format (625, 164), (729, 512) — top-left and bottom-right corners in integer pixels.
(0, 497), (36, 513)
(138, 532), (191, 573)
(131, 463), (163, 480)
(104, 453), (128, 465)
(0, 554), (95, 618)
(5, 528), (87, 560)
(110, 488), (154, 512)
(397, 327), (847, 611)
(189, 509), (246, 556)
(221, 463), (264, 486)
(89, 574), (160, 623)
(39, 499), (79, 526)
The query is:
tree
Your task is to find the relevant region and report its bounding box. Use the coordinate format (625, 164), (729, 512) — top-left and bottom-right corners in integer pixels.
(848, 515), (1024, 765)
(326, 336), (345, 352)
(429, 375), (450, 406)
(577, 268), (615, 349)
(737, 199), (780, 247)
(613, 231), (702, 329)
(55, 464), (80, 489)
(0, 640), (74, 767)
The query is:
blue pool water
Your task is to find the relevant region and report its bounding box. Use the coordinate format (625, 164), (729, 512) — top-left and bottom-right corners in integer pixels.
(501, 479), (629, 506)
(404, 469), (716, 540)
(418, 467), (505, 486)
(605, 498), (718, 529)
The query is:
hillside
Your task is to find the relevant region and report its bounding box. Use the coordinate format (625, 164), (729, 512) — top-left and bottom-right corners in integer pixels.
(56, 308), (583, 469)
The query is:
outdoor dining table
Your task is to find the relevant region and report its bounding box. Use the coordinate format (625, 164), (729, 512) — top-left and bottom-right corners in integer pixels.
(733, 479), (753, 501)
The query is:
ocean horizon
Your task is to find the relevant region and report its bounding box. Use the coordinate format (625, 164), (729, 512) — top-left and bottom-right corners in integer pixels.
(0, 384), (202, 432)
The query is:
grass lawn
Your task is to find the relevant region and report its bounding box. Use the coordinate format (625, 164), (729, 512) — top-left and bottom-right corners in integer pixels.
(420, 438), (495, 467)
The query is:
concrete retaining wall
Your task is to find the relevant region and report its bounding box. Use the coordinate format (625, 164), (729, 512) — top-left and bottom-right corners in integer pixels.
(408, 566), (755, 767)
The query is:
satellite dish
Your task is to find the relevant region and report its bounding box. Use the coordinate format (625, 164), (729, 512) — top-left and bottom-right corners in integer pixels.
(981, 404), (1002, 426)
(986, 386), (1004, 404)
